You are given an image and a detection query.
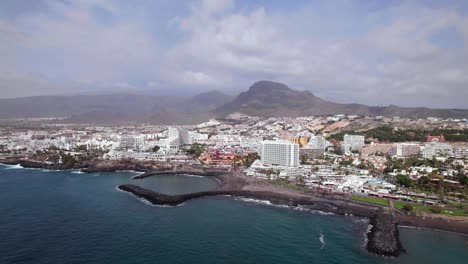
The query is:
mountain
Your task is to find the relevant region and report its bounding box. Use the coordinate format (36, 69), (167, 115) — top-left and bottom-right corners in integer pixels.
(183, 90), (234, 112)
(0, 91), (231, 124)
(214, 81), (468, 119)
(1, 81), (466, 124)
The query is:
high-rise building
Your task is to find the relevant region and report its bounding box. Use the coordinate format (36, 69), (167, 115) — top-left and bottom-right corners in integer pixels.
(422, 142), (453, 159)
(261, 140), (299, 167)
(178, 128), (192, 145)
(454, 147), (468, 159)
(341, 134), (365, 154)
(389, 143), (421, 157)
(167, 127), (193, 145)
(118, 136), (135, 151)
(307, 136), (332, 150)
(168, 127), (179, 139)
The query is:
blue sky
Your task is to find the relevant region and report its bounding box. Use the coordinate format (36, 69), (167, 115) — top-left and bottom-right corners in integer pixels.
(0, 0), (467, 108)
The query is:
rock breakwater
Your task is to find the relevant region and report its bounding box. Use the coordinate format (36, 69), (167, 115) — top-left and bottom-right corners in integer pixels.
(367, 210), (404, 256)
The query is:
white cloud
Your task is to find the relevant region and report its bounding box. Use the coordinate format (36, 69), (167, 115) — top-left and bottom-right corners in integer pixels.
(160, 1), (468, 107)
(184, 71), (217, 85)
(8, 1), (158, 82)
(0, 0), (467, 108)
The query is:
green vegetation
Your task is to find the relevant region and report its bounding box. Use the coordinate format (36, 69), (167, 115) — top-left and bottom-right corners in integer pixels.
(185, 143), (206, 158)
(151, 146), (160, 152)
(327, 125), (468, 142)
(351, 195), (389, 206)
(395, 174), (413, 188)
(240, 152), (260, 168)
(394, 201), (468, 216)
(74, 145), (88, 152)
(267, 179), (309, 191)
(402, 204), (414, 212)
(429, 206), (442, 213)
(339, 159), (353, 166)
(394, 201), (432, 212)
(459, 173), (467, 185)
(384, 156), (442, 174)
(61, 153), (77, 168)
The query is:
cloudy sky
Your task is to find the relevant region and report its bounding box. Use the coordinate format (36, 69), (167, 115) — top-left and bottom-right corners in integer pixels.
(1, 0), (468, 108)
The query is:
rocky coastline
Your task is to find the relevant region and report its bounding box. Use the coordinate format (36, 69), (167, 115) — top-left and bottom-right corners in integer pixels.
(117, 183), (404, 256)
(366, 210), (404, 256)
(117, 184), (378, 216)
(0, 158), (78, 170)
(2, 157), (467, 256)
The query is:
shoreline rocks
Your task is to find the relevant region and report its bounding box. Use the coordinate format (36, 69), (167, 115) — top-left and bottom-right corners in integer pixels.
(367, 210), (404, 256)
(117, 184), (407, 256)
(3, 157), (466, 256)
(117, 184), (379, 216)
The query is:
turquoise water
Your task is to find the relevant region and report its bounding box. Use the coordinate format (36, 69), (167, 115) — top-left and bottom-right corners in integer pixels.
(0, 165), (466, 264)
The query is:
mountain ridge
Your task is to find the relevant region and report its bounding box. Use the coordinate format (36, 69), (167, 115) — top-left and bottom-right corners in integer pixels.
(213, 81), (468, 119)
(0, 81), (467, 124)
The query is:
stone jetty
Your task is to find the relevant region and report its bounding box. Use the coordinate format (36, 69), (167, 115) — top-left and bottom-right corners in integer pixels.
(367, 209), (404, 256)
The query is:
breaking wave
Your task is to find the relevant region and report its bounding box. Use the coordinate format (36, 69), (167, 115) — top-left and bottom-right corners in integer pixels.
(2, 164), (23, 169)
(235, 198), (335, 216)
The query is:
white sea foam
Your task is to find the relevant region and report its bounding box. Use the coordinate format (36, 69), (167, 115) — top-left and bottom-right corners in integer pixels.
(71, 170), (84, 174)
(310, 210), (335, 216)
(40, 169), (61, 172)
(236, 197), (272, 206)
(182, 174), (205, 178)
(3, 164), (23, 169)
(352, 218), (369, 224)
(116, 170), (146, 177)
(319, 231), (326, 249)
(362, 224), (373, 247)
(235, 198), (336, 216)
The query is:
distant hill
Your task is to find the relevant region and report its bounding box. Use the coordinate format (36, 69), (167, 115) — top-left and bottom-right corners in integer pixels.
(214, 81), (468, 119)
(0, 91), (232, 124)
(1, 81), (466, 124)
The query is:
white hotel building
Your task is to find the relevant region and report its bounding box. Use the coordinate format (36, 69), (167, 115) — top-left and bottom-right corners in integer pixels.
(342, 134), (365, 154)
(261, 140), (299, 167)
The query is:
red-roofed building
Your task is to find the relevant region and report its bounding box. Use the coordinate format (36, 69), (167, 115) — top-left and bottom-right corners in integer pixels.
(426, 134), (445, 142)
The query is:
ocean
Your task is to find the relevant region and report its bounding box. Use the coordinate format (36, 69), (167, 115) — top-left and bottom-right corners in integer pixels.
(0, 164), (466, 264)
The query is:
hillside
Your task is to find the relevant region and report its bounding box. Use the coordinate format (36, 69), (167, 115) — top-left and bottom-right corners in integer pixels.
(0, 91), (231, 124)
(0, 81), (467, 124)
(214, 81), (468, 119)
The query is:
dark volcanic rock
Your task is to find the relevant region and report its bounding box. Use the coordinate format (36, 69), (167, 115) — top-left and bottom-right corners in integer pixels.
(116, 184), (380, 219)
(367, 210), (404, 256)
(117, 184), (318, 207)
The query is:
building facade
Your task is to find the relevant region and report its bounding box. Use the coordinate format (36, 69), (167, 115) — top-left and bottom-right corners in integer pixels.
(261, 140), (299, 167)
(454, 147), (468, 159)
(341, 134), (365, 154)
(422, 142), (453, 159)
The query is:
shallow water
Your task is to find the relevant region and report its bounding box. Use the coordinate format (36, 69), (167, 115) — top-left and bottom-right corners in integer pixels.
(0, 165), (466, 264)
